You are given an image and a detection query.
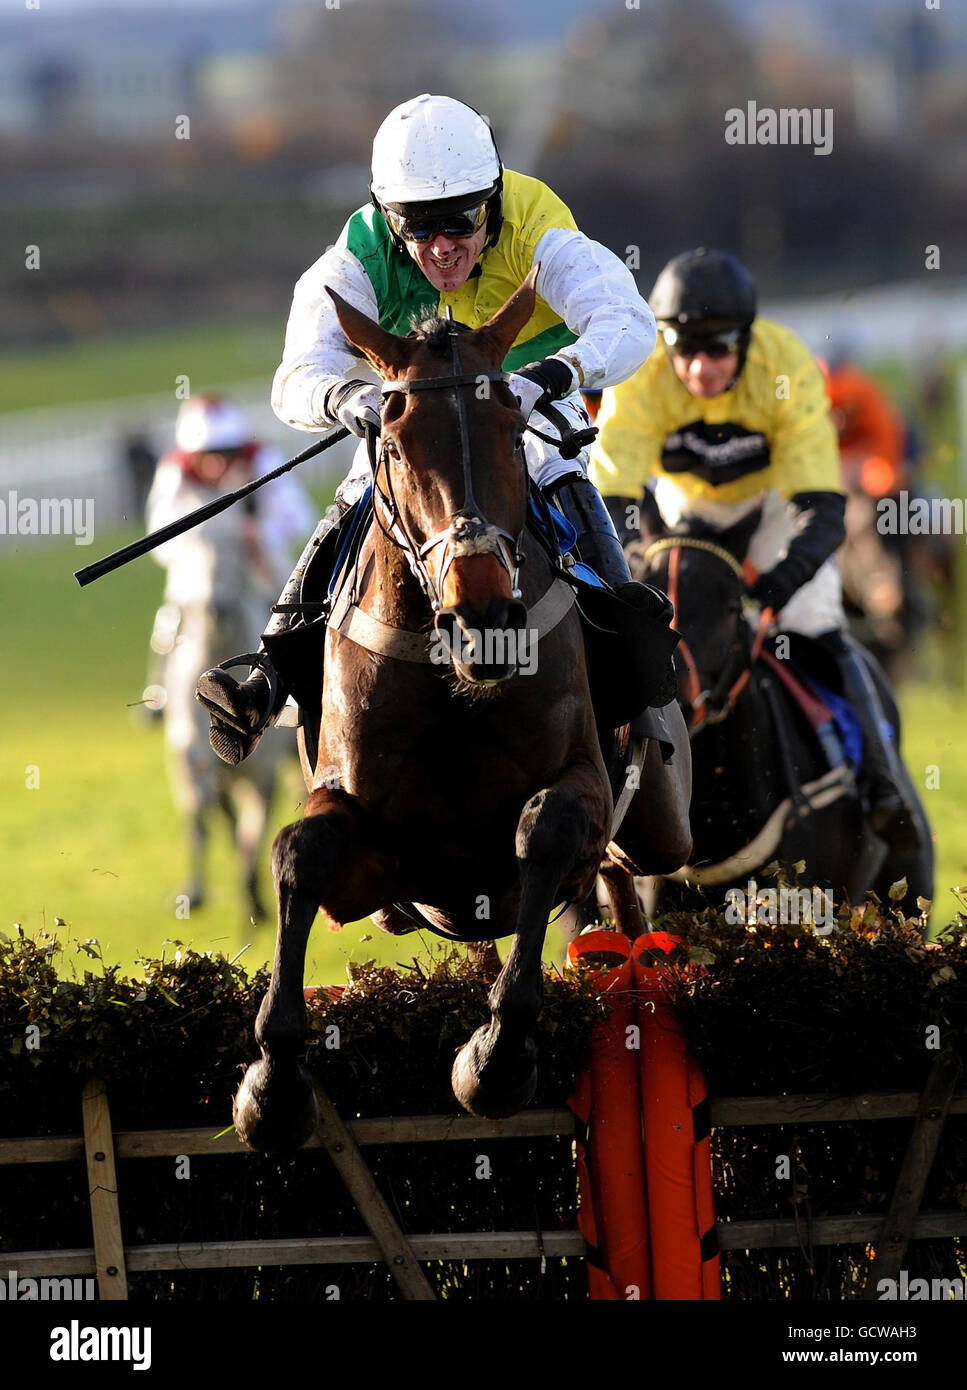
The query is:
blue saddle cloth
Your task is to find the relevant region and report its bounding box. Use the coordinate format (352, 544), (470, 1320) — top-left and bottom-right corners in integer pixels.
(796, 670), (894, 774)
(328, 485), (373, 598)
(528, 496), (607, 589)
(806, 677), (864, 769)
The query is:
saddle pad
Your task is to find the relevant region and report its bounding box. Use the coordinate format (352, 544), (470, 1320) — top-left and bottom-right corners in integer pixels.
(760, 648), (864, 771)
(527, 496), (607, 589)
(328, 485), (374, 599)
(800, 676), (866, 771)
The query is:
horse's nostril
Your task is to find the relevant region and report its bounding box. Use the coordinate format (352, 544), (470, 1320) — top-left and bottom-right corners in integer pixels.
(433, 609), (461, 641)
(503, 600), (528, 632)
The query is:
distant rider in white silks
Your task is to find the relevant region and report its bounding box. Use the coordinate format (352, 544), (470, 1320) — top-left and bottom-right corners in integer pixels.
(589, 248), (924, 854)
(195, 93), (680, 767)
(145, 394), (313, 714)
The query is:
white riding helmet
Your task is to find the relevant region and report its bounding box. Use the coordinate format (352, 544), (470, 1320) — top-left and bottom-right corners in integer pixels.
(175, 395), (250, 453)
(370, 93), (501, 206)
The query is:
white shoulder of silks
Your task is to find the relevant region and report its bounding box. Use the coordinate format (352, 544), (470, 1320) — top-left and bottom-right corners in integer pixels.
(532, 227), (656, 390)
(292, 242), (378, 319)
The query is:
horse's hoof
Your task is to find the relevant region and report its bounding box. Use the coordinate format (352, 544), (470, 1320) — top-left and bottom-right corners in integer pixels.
(451, 1030), (538, 1119)
(233, 1054), (318, 1153)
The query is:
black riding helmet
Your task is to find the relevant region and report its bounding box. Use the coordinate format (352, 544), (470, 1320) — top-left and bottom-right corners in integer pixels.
(650, 248), (757, 388)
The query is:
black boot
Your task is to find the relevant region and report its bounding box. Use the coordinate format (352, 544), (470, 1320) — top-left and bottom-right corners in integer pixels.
(822, 632), (920, 851)
(547, 474), (677, 722)
(195, 498), (350, 766)
(549, 473), (672, 617)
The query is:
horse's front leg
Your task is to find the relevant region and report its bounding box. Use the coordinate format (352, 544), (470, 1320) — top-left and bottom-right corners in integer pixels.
(452, 774), (606, 1118)
(234, 786), (388, 1152)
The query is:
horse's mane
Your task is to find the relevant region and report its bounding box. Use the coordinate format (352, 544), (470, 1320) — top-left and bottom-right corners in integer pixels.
(407, 310), (473, 357)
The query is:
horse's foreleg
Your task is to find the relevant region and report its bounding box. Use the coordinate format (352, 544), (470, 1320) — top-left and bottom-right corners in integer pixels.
(452, 781), (598, 1118)
(234, 788), (377, 1152)
(612, 703), (693, 875)
(599, 858), (647, 937)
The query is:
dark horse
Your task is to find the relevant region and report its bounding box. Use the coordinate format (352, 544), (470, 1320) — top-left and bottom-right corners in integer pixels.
(633, 509), (933, 915)
(234, 270), (691, 1150)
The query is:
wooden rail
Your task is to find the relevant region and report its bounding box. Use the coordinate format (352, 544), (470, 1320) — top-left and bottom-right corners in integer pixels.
(0, 1107), (576, 1166)
(9, 1231), (587, 1280)
(5, 1088), (963, 1295)
(2, 1100), (581, 1298)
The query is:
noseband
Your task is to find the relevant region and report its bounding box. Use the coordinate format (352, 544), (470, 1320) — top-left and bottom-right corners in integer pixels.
(371, 313), (525, 614)
(643, 535), (772, 735)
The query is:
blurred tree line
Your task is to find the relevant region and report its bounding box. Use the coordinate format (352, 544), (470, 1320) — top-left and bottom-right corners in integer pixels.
(3, 0), (964, 352)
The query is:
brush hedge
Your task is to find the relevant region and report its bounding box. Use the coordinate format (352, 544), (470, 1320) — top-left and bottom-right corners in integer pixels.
(2, 896), (965, 1301)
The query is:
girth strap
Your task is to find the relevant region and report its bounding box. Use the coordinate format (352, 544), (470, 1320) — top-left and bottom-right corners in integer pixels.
(328, 577), (577, 665)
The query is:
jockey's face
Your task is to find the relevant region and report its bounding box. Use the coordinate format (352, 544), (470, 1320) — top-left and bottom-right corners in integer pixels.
(671, 349), (740, 398)
(192, 448), (248, 485)
(408, 224), (489, 293)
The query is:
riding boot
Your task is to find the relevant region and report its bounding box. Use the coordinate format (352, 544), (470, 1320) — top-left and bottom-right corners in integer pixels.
(547, 473), (677, 725)
(195, 497), (351, 766)
(549, 473), (673, 611)
(821, 631), (921, 851)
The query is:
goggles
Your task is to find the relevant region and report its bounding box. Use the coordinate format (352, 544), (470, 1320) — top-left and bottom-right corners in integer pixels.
(383, 200), (490, 244)
(661, 325), (745, 360)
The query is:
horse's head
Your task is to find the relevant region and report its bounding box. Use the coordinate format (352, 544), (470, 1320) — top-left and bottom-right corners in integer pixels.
(641, 508), (762, 732)
(327, 270), (539, 685)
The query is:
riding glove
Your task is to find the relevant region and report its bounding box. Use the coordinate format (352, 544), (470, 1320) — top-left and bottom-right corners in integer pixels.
(748, 490), (847, 615)
(508, 357), (578, 420)
(322, 380), (382, 437)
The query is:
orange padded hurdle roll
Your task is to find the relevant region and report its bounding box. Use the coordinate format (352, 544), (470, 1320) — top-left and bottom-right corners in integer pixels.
(632, 932), (719, 1299)
(567, 931), (651, 1300)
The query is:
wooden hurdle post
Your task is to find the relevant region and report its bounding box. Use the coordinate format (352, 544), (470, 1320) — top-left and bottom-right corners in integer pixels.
(81, 1077), (128, 1300)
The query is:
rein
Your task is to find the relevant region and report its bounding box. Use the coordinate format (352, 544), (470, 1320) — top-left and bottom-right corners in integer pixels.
(643, 535), (773, 735)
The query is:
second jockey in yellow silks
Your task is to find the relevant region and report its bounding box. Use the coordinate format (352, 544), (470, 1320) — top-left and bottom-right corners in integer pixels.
(197, 93), (672, 765)
(589, 247), (922, 854)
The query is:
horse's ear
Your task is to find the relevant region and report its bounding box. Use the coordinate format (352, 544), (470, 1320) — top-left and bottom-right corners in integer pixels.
(326, 287), (408, 379)
(471, 264), (539, 368)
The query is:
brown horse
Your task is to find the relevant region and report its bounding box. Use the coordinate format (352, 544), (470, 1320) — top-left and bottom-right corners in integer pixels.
(234, 270), (691, 1150)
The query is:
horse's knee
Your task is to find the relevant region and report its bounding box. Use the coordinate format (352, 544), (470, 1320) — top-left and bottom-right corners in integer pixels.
(271, 812), (347, 898)
(516, 785), (590, 869)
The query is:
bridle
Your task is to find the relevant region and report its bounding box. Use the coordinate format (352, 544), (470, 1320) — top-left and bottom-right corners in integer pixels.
(643, 535), (773, 736)
(369, 312), (526, 616)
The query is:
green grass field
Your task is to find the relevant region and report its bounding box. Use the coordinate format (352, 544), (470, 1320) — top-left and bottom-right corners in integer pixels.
(0, 320), (281, 414)
(0, 525), (430, 982)
(2, 523), (965, 981)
